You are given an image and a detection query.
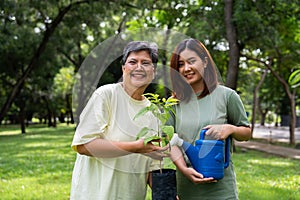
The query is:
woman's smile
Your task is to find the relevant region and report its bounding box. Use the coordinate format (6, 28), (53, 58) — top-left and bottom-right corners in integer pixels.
(184, 72), (195, 79)
(131, 71), (147, 78)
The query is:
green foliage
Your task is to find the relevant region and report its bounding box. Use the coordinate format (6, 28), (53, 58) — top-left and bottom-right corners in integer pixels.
(53, 66), (75, 97)
(289, 68), (300, 88)
(1, 0), (300, 137)
(134, 93), (179, 146)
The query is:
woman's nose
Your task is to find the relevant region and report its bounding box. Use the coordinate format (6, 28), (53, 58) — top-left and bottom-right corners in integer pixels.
(135, 63), (143, 69)
(183, 63), (191, 71)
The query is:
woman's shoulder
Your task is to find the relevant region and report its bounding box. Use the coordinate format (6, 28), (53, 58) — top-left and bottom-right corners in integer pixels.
(89, 83), (122, 102)
(216, 84), (234, 92)
(94, 83), (121, 95)
(213, 85), (241, 101)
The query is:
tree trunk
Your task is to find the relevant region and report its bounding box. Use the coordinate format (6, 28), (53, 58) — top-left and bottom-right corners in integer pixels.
(19, 103), (26, 134)
(46, 101), (53, 128)
(66, 94), (74, 124)
(0, 1), (89, 123)
(258, 108), (269, 126)
(267, 66), (296, 145)
(289, 90), (296, 145)
(224, 0), (240, 90)
(224, 0), (240, 152)
(53, 111), (57, 128)
(251, 69), (267, 136)
(242, 54), (296, 145)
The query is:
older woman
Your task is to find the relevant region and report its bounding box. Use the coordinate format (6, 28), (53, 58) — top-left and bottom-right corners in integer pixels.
(70, 41), (165, 199)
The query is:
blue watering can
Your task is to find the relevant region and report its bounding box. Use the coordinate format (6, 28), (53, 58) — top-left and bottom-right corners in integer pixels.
(172, 129), (231, 180)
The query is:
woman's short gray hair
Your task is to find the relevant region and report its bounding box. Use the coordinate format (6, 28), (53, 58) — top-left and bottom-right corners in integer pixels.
(121, 41), (158, 67)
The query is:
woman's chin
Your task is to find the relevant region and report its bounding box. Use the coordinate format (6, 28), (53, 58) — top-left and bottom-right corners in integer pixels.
(130, 79), (151, 88)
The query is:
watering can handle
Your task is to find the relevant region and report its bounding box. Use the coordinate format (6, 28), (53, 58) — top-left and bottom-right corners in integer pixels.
(199, 129), (207, 140)
(224, 136), (231, 168)
(200, 129), (231, 168)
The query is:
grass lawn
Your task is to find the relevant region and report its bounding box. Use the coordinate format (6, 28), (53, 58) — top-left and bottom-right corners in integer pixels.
(0, 124), (76, 199)
(1, 124), (299, 199)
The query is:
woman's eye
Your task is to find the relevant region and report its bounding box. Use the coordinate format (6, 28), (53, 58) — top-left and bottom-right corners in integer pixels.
(178, 62), (184, 68)
(142, 62), (152, 67)
(189, 60), (196, 64)
(128, 60), (137, 65)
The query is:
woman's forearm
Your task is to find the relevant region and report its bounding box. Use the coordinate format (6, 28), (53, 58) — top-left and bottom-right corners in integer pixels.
(204, 124), (251, 141)
(77, 138), (161, 158)
(231, 125), (251, 141)
(170, 146), (187, 171)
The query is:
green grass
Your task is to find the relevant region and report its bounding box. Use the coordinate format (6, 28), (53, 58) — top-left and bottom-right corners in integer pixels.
(1, 124), (299, 200)
(235, 150), (300, 200)
(0, 124), (76, 200)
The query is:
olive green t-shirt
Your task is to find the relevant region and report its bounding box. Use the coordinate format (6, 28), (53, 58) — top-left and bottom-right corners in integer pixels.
(168, 85), (249, 200)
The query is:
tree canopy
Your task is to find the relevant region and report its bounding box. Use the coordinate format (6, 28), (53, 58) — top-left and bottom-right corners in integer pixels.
(0, 0), (299, 144)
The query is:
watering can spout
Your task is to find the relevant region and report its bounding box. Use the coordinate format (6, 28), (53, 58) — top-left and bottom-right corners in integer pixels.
(170, 134), (198, 157)
(170, 133), (199, 168)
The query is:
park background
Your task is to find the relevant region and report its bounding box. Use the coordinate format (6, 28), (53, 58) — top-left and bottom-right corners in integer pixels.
(0, 0), (300, 199)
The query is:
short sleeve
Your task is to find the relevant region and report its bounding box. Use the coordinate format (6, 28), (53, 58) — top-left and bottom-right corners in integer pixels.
(71, 89), (111, 151)
(227, 91), (249, 127)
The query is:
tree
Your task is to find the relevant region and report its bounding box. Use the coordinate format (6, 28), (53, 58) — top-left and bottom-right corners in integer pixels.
(224, 0), (240, 90)
(237, 0), (300, 145)
(0, 0), (90, 123)
(53, 66), (75, 124)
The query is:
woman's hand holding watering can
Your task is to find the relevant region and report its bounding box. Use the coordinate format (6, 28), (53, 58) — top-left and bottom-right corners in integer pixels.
(203, 124), (233, 140)
(181, 167), (217, 184)
(169, 134), (218, 184)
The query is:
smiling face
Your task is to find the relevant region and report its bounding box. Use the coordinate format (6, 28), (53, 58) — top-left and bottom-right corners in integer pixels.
(122, 50), (155, 96)
(178, 48), (207, 93)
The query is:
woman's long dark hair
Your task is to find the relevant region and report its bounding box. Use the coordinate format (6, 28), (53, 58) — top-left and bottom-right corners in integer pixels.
(170, 38), (219, 102)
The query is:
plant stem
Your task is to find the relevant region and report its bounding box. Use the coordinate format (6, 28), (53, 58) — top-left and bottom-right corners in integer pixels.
(159, 160), (162, 174)
(157, 118), (162, 174)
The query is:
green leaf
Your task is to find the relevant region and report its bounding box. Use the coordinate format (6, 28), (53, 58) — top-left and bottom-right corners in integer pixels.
(134, 93), (179, 147)
(162, 125), (174, 135)
(288, 68), (300, 88)
(133, 106), (150, 120)
(143, 93), (160, 103)
(157, 113), (168, 124)
(136, 127), (151, 140)
(149, 103), (160, 113)
(143, 135), (161, 145)
(162, 125), (174, 144)
(165, 97), (180, 106)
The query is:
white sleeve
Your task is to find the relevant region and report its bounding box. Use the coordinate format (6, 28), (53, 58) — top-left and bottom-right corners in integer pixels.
(71, 89), (111, 151)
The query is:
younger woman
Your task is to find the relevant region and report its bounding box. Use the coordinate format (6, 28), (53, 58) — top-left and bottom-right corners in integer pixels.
(168, 38), (251, 200)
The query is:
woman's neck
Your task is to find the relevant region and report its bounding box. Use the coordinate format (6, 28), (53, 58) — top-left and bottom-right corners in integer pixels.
(121, 83), (145, 101)
(192, 82), (204, 94)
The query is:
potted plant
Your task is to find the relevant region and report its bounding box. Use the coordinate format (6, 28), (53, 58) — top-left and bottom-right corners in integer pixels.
(134, 93), (179, 200)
